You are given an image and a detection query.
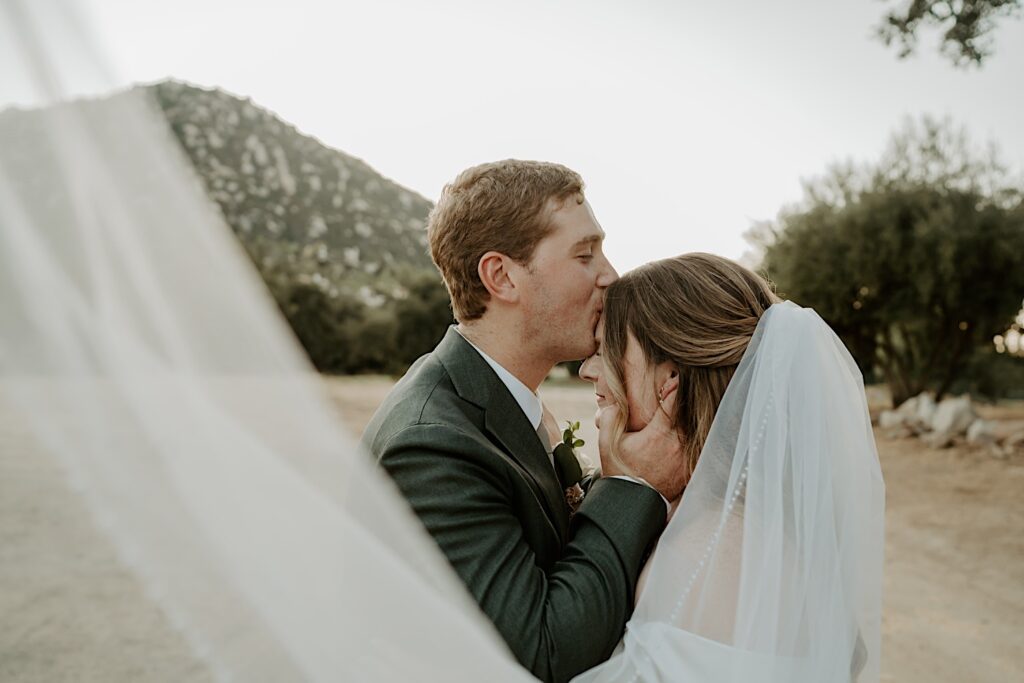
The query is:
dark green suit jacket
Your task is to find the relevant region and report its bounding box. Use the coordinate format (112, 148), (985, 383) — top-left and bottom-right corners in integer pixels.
(361, 328), (666, 683)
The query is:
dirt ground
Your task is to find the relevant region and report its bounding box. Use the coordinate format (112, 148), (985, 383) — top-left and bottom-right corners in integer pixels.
(2, 376), (1022, 681)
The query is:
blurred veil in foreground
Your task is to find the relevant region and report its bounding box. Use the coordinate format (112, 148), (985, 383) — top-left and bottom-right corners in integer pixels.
(1, 2), (886, 682)
(0, 0), (529, 680)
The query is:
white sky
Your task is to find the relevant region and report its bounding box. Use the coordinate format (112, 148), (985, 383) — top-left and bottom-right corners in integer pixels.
(22, 0), (1024, 270)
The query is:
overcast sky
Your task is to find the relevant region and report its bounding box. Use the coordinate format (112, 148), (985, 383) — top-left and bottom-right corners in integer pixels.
(19, 0), (1024, 270)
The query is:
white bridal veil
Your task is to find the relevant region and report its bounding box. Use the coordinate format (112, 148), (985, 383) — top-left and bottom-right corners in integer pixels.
(1, 0), (530, 680)
(571, 302), (885, 682)
(1, 1), (884, 681)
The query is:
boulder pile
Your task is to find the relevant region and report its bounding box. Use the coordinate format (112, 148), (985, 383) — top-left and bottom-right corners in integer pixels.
(878, 393), (1024, 458)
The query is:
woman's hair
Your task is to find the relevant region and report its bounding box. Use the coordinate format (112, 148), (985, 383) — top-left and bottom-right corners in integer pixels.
(602, 253), (780, 482)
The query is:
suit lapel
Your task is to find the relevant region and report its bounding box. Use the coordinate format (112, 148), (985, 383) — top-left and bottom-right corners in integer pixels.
(483, 389), (570, 540)
(436, 328), (570, 540)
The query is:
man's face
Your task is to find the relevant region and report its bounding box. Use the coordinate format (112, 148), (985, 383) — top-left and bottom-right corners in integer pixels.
(517, 198), (617, 362)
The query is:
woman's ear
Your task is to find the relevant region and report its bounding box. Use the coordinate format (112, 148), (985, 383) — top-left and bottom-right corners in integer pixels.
(657, 366), (679, 402)
(477, 251), (519, 304)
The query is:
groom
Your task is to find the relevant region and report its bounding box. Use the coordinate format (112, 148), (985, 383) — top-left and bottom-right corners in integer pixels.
(362, 160), (685, 683)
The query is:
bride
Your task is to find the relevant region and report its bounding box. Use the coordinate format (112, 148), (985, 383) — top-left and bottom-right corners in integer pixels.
(0, 0), (883, 680)
(574, 254), (883, 682)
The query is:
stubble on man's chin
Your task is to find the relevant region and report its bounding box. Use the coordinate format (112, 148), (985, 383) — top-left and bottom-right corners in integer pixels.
(538, 328), (593, 366)
(526, 306), (595, 362)
(558, 334), (597, 365)
(573, 314), (601, 360)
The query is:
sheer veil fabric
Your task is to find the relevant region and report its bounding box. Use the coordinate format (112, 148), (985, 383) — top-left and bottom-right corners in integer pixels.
(2, 1), (884, 681)
(572, 302), (885, 683)
(1, 1), (531, 680)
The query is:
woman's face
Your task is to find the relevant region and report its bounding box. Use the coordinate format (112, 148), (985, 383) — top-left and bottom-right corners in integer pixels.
(579, 317), (669, 431)
(578, 317), (612, 410)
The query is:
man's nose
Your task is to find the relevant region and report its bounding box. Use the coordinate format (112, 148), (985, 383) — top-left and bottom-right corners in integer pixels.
(596, 254), (618, 288)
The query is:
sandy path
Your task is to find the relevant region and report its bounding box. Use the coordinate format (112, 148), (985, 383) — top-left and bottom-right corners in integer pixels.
(2, 376), (1022, 681)
(0, 393), (213, 683)
(878, 430), (1024, 681)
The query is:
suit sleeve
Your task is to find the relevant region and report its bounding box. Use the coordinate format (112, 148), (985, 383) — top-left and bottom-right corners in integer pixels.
(378, 422), (666, 683)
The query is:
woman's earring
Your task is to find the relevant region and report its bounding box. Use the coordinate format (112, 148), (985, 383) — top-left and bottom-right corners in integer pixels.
(660, 372), (677, 406)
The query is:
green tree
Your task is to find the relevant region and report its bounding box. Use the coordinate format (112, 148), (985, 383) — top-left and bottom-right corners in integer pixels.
(388, 269), (455, 371)
(280, 282), (365, 373)
(761, 117), (1024, 406)
(349, 308), (401, 374)
(876, 0), (1022, 67)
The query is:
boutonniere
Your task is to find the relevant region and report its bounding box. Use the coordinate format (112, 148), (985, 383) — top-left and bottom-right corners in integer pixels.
(552, 421), (596, 512)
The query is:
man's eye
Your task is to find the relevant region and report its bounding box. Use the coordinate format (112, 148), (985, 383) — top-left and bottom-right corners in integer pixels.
(578, 254), (594, 261)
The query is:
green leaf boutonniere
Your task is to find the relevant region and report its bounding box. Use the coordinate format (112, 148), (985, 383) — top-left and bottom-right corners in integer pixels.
(552, 421), (595, 511)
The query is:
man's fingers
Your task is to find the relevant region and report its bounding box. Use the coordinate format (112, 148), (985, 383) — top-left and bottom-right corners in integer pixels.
(596, 404), (618, 432)
(646, 390), (678, 435)
(596, 404), (619, 473)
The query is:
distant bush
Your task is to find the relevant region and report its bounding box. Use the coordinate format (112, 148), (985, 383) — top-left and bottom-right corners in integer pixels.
(268, 264), (453, 375)
(759, 116), (1024, 406)
(950, 348), (1024, 400)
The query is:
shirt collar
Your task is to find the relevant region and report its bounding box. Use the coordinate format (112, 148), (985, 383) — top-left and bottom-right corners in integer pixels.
(456, 329), (543, 430)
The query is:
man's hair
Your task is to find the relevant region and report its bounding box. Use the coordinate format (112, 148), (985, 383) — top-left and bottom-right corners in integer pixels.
(427, 159), (584, 322)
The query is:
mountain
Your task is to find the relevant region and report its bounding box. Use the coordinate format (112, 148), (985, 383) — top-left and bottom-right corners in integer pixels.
(144, 80), (452, 369)
(147, 80), (435, 304)
(0, 80), (453, 373)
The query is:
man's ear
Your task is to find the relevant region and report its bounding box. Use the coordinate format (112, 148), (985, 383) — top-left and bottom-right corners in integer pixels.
(477, 251), (520, 304)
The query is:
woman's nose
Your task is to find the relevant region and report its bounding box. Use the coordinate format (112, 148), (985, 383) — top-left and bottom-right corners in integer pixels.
(579, 356), (598, 383)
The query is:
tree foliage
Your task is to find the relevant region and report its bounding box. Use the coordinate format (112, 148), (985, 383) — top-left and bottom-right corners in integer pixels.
(267, 263), (454, 375)
(389, 269), (458, 367)
(876, 0), (1022, 67)
(236, 231), (455, 375)
(761, 116), (1024, 405)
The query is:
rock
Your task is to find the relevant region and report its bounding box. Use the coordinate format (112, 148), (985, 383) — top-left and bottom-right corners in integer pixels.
(892, 392), (936, 432)
(895, 396), (920, 417)
(1005, 430), (1024, 450)
(989, 444), (1011, 460)
(879, 410), (907, 429)
(925, 431), (956, 448)
(914, 393), (937, 426)
(930, 396), (977, 438)
(967, 419), (997, 446)
(885, 425), (916, 439)
(983, 428), (1024, 459)
(993, 421), (1024, 444)
(869, 406), (885, 425)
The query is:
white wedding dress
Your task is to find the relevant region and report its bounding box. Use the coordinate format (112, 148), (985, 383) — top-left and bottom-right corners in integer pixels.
(1, 1), (884, 681)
